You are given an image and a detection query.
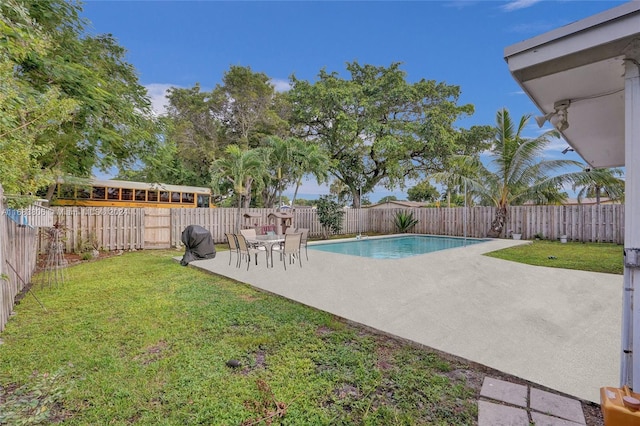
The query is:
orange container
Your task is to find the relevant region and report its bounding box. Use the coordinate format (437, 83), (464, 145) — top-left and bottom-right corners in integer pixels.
(601, 386), (640, 425)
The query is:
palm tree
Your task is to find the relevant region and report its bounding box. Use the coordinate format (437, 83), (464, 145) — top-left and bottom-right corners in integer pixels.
(264, 137), (329, 208)
(431, 109), (581, 237)
(210, 145), (266, 232)
(289, 140), (329, 207)
(434, 155), (481, 207)
(265, 136), (293, 208)
(567, 166), (624, 205)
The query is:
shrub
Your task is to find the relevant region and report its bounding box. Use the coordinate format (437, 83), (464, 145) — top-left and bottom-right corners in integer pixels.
(394, 210), (419, 233)
(316, 195), (344, 239)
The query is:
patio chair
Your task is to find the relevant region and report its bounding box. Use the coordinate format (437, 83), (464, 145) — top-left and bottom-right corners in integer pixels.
(236, 233), (266, 270)
(272, 232), (303, 270)
(240, 228), (261, 248)
(224, 232), (239, 267)
(297, 228), (309, 260)
(240, 228), (257, 239)
(278, 226), (298, 250)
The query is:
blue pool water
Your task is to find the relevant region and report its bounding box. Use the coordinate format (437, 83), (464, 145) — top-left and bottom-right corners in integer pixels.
(309, 235), (489, 259)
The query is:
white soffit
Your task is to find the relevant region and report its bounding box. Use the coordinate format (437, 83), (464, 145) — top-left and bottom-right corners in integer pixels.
(504, 1), (640, 168)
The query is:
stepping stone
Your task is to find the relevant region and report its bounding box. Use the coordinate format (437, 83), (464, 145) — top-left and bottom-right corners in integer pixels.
(481, 377), (528, 407)
(530, 388), (586, 424)
(531, 411), (586, 425)
(478, 400), (529, 426)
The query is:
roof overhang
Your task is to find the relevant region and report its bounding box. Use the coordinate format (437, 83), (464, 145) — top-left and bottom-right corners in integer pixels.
(504, 1), (640, 168)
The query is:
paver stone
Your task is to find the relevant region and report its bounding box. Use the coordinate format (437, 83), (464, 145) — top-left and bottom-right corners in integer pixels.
(530, 388), (586, 424)
(480, 377), (528, 407)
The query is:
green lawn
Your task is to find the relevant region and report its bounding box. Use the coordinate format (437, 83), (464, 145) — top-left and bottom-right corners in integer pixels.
(484, 240), (624, 275)
(0, 251), (477, 425)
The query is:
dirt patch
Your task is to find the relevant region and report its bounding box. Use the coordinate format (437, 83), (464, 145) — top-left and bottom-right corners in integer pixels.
(315, 325), (332, 336)
(134, 340), (170, 365)
(238, 294), (260, 303)
(36, 250), (122, 271)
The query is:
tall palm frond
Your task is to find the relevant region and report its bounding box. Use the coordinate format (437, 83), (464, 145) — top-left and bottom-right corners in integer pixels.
(210, 145), (266, 231)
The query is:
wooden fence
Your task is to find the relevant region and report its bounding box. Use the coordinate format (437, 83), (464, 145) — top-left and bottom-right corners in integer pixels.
(40, 204), (625, 254)
(43, 207), (145, 253)
(0, 186), (43, 332)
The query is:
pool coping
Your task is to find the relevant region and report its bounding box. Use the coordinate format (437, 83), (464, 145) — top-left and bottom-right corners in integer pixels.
(307, 233), (490, 258)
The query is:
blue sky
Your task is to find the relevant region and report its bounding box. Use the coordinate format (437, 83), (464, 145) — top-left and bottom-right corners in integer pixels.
(81, 0), (628, 202)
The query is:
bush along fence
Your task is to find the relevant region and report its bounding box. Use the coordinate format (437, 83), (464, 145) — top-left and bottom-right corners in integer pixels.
(38, 204), (625, 254)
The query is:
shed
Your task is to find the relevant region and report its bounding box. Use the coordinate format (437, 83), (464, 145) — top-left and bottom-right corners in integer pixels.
(267, 212), (293, 235)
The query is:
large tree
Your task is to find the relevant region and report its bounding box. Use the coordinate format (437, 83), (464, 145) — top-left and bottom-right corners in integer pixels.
(30, 2), (157, 176)
(163, 85), (221, 186)
(407, 181), (439, 203)
(211, 65), (290, 149)
(288, 62), (478, 207)
(0, 0), (77, 199)
(1, 0), (160, 200)
(142, 66), (291, 191)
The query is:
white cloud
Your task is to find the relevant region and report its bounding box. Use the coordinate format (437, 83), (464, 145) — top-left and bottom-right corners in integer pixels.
(501, 0), (543, 12)
(145, 83), (176, 116)
(270, 78), (291, 93)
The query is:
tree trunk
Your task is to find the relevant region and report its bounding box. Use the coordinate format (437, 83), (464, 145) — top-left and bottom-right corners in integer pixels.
(242, 177), (253, 209)
(352, 188), (361, 209)
(291, 179), (302, 208)
(235, 195), (242, 233)
(487, 206), (507, 238)
(44, 183), (57, 206)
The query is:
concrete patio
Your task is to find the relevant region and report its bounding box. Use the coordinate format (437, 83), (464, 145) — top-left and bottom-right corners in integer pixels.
(187, 236), (621, 404)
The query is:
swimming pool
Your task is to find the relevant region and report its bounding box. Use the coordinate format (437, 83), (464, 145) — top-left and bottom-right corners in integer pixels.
(309, 235), (489, 259)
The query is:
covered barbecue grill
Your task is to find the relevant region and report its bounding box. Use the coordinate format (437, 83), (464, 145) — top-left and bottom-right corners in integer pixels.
(180, 225), (216, 266)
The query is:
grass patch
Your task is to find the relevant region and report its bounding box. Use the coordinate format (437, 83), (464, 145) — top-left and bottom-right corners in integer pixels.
(484, 240), (624, 274)
(0, 251), (478, 425)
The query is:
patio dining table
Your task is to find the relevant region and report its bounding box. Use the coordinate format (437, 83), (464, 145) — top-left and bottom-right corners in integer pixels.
(246, 234), (285, 268)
